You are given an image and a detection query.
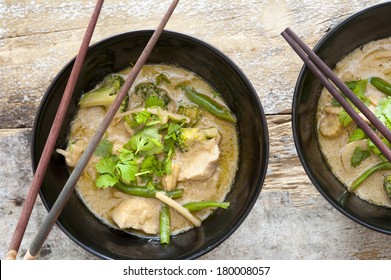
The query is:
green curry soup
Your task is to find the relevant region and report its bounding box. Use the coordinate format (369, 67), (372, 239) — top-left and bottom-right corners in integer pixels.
(317, 37), (391, 208)
(57, 65), (239, 240)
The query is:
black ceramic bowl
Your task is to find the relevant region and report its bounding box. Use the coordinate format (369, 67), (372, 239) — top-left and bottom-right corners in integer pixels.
(32, 30), (269, 259)
(293, 3), (391, 235)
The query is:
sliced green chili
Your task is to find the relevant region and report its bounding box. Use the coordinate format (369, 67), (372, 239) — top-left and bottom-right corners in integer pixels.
(114, 183), (183, 199)
(183, 201), (230, 212)
(159, 205), (170, 244)
(180, 86), (236, 123)
(351, 161), (391, 191)
(370, 77), (391, 96)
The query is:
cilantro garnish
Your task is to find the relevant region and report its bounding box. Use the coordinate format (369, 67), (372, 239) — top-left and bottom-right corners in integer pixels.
(351, 146), (371, 167)
(338, 79), (370, 127)
(94, 139), (113, 157)
(126, 126), (163, 155)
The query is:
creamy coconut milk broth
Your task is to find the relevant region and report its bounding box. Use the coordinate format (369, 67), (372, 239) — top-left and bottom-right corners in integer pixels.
(317, 37), (391, 208)
(58, 64), (239, 238)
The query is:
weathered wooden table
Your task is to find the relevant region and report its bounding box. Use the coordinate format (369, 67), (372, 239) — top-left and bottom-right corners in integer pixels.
(1, 0), (391, 260)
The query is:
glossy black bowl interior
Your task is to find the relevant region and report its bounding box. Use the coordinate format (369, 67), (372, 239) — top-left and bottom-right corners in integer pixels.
(32, 30), (269, 259)
(293, 3), (391, 235)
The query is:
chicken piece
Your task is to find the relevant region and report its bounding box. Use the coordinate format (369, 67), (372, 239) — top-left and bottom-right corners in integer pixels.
(111, 197), (160, 234)
(319, 114), (342, 138)
(56, 139), (86, 167)
(162, 163), (181, 191)
(176, 138), (220, 181)
(324, 105), (341, 115)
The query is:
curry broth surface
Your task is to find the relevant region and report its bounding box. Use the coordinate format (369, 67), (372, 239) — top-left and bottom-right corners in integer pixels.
(317, 38), (391, 208)
(68, 64), (239, 235)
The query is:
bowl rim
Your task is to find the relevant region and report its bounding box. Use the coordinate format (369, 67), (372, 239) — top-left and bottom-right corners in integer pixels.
(292, 2), (391, 235)
(32, 29), (269, 259)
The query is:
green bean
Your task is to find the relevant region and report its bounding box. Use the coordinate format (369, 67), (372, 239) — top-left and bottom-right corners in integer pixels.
(180, 86), (236, 123)
(159, 205), (170, 244)
(351, 161), (391, 191)
(114, 183), (183, 199)
(369, 77), (391, 96)
(183, 201), (230, 212)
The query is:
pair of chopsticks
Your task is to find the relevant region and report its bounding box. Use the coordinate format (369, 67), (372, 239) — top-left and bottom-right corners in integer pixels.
(281, 27), (391, 163)
(6, 0), (179, 260)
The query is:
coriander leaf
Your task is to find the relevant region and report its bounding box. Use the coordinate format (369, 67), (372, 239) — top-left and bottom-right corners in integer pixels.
(133, 110), (153, 126)
(331, 98), (341, 107)
(96, 156), (118, 176)
(141, 155), (158, 172)
(351, 146), (371, 167)
(96, 174), (118, 188)
(124, 115), (137, 127)
(139, 155), (169, 177)
(375, 97), (391, 130)
(165, 123), (182, 139)
(338, 80), (370, 127)
(352, 80), (369, 104)
(346, 80), (359, 90)
(118, 148), (135, 162)
(165, 158), (172, 175)
(94, 139), (113, 157)
(368, 96), (391, 159)
(127, 126), (164, 155)
(116, 161), (138, 184)
(339, 109), (353, 127)
(349, 128), (366, 142)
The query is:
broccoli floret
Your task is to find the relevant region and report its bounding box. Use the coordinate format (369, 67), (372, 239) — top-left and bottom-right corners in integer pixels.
(384, 174), (391, 199)
(79, 74), (128, 112)
(177, 104), (202, 127)
(145, 92), (171, 109)
(176, 127), (219, 152)
(135, 82), (171, 109)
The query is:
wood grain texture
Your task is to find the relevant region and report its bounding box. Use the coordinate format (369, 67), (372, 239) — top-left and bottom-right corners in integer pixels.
(1, 0), (390, 260)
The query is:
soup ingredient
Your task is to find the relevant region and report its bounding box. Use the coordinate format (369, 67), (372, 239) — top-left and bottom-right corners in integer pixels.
(176, 127), (219, 152)
(370, 77), (391, 96)
(319, 114), (342, 138)
(351, 161), (391, 191)
(183, 201), (230, 212)
(114, 182), (183, 198)
(180, 86), (236, 123)
(337, 80), (370, 128)
(127, 126), (164, 155)
(368, 96), (391, 159)
(341, 140), (369, 170)
(176, 138), (220, 181)
(135, 82), (171, 109)
(111, 196), (160, 234)
(159, 205), (170, 244)
(351, 146), (371, 167)
(155, 192), (201, 227)
(79, 74), (128, 112)
(384, 175), (391, 199)
(177, 104), (202, 126)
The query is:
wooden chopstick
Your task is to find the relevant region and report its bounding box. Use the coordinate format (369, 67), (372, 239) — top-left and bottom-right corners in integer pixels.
(23, 0), (180, 260)
(281, 27), (391, 163)
(5, 0), (105, 261)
